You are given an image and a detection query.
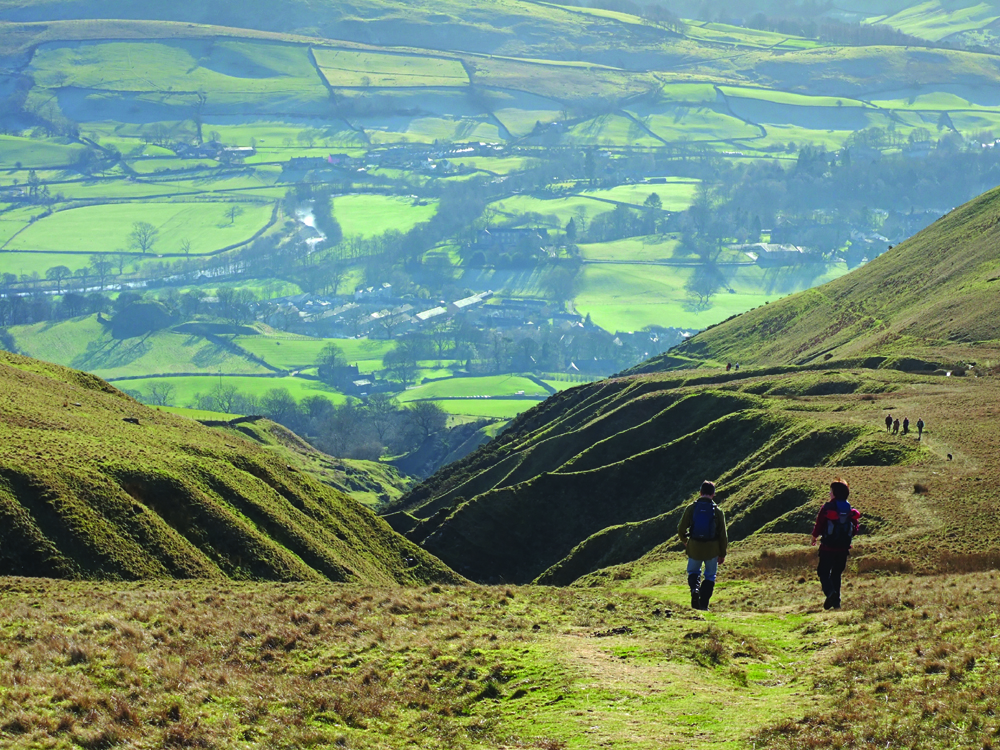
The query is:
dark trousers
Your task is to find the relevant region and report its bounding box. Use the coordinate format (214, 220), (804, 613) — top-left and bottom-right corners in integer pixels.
(817, 551), (848, 604)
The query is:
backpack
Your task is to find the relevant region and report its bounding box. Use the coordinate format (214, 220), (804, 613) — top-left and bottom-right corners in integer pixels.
(823, 500), (855, 547)
(690, 499), (718, 542)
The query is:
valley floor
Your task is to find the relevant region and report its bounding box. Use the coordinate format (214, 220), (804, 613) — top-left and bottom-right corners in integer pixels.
(1, 568), (997, 749)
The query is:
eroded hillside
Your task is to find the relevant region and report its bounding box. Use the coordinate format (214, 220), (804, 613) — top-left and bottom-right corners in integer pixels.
(0, 351), (459, 583)
(388, 364), (1000, 584)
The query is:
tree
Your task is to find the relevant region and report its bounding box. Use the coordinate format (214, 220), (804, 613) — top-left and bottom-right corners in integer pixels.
(564, 217), (577, 244)
(544, 267), (580, 310)
(90, 255), (114, 290)
(364, 392), (399, 446)
(114, 249), (131, 275)
(45, 265), (71, 294)
(147, 382), (176, 406)
(128, 222), (159, 254)
(382, 338), (420, 387)
(260, 388), (299, 426)
(180, 239), (192, 256)
(317, 343), (349, 384)
(226, 204), (244, 225)
(404, 401), (447, 441)
(686, 265), (722, 310)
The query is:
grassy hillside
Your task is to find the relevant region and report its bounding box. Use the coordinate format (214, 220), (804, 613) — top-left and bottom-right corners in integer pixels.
(391, 365), (995, 583)
(633, 183), (1000, 372)
(0, 350), (458, 583)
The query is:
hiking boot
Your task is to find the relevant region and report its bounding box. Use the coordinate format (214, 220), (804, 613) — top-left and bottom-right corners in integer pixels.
(699, 580), (715, 611)
(687, 574), (701, 609)
(823, 595), (834, 610)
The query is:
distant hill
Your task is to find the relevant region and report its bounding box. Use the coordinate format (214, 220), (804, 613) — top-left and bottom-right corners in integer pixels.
(393, 183), (1000, 584)
(632, 184), (1000, 373)
(0, 351), (460, 583)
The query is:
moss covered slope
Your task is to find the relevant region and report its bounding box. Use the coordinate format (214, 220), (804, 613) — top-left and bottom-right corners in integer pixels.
(0, 351), (459, 584)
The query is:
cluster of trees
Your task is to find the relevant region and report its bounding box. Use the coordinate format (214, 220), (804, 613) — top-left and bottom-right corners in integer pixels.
(579, 193), (668, 243)
(184, 383), (448, 461)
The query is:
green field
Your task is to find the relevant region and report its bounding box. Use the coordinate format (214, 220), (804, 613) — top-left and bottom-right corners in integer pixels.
(490, 194), (616, 228)
(129, 158), (220, 174)
(429, 397), (542, 419)
(573, 261), (850, 332)
(234, 335), (395, 370)
(396, 375), (545, 401)
(313, 48), (467, 87)
(564, 114), (663, 148)
(579, 182), (700, 211)
(626, 104), (763, 143)
(364, 115), (502, 145)
(579, 236), (682, 262)
(31, 39), (329, 114)
(8, 316), (272, 379)
(452, 156), (540, 174)
(333, 194), (438, 237)
(0, 250), (104, 276)
(118, 373), (350, 407)
(5, 200), (274, 255)
(0, 134), (86, 168)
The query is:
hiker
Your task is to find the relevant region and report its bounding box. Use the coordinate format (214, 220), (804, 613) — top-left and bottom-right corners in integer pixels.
(885, 414), (892, 433)
(726, 363), (731, 372)
(678, 481), (728, 611)
(810, 479), (861, 610)
(892, 418), (900, 435)
(902, 417), (909, 435)
(917, 418), (925, 440)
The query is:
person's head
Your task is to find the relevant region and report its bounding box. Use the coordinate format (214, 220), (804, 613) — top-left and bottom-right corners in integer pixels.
(830, 478), (850, 502)
(701, 480), (716, 498)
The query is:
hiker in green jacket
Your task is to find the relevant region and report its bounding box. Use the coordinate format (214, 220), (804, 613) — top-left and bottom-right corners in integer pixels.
(678, 481), (728, 611)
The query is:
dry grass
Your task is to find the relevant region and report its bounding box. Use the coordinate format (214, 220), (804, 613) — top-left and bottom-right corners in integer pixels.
(753, 571), (1000, 750)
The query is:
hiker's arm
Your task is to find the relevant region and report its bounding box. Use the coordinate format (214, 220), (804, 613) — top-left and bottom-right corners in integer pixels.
(810, 508), (824, 545)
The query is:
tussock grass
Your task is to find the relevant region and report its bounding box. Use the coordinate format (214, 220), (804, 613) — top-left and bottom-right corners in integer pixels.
(753, 571), (1000, 750)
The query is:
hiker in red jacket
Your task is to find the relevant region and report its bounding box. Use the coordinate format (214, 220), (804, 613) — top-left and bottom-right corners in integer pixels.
(810, 479), (861, 610)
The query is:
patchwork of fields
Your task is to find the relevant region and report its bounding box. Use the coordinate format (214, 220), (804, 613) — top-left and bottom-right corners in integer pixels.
(4, 1), (999, 427)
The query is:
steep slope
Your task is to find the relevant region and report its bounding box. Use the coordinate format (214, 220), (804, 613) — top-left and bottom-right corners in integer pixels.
(632, 184), (1000, 373)
(0, 351), (459, 583)
(389, 368), (939, 583)
(394, 184), (1000, 584)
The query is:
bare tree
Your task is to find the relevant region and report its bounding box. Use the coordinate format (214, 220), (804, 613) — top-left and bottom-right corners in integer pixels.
(90, 255), (114, 290)
(225, 204), (244, 225)
(147, 382), (176, 406)
(128, 222), (159, 254)
(45, 265), (71, 294)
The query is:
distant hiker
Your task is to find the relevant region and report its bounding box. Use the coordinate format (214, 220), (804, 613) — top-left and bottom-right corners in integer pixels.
(917, 418), (925, 440)
(735, 363), (740, 371)
(902, 417), (909, 435)
(885, 415), (893, 433)
(726, 363), (732, 372)
(892, 418), (900, 435)
(678, 481), (728, 611)
(810, 478), (860, 610)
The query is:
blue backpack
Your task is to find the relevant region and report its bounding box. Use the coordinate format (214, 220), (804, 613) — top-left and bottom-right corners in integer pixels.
(823, 500), (855, 547)
(691, 499), (718, 542)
